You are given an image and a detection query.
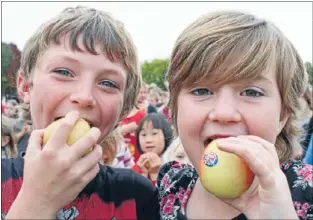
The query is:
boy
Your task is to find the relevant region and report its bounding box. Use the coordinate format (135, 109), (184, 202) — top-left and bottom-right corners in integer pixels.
(1, 6), (159, 219)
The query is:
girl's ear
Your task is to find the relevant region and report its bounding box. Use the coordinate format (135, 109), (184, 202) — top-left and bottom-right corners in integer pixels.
(278, 109), (290, 133)
(17, 72), (31, 104)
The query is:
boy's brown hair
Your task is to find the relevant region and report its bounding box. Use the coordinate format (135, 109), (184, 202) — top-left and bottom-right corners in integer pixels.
(18, 6), (141, 118)
(166, 11), (308, 164)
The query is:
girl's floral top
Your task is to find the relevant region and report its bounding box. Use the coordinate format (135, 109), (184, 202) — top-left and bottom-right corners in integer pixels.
(157, 160), (313, 220)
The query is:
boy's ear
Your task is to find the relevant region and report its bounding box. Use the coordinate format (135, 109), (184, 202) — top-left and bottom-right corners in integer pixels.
(17, 72), (31, 103)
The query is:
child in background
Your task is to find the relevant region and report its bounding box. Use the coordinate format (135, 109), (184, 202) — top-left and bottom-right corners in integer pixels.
(1, 116), (18, 159)
(132, 113), (173, 185)
(157, 11), (313, 220)
(162, 136), (191, 166)
(100, 128), (135, 168)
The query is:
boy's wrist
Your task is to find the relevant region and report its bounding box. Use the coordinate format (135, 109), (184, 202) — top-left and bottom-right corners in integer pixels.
(6, 187), (58, 219)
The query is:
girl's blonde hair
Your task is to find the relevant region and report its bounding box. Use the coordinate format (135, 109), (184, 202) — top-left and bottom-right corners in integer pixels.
(162, 137), (191, 165)
(166, 11), (308, 164)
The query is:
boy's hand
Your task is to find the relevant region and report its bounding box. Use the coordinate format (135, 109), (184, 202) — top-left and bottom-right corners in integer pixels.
(147, 152), (163, 180)
(7, 111), (102, 218)
(217, 136), (298, 219)
(137, 153), (150, 177)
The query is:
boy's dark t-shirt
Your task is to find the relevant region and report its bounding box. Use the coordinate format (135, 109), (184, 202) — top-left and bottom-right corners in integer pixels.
(1, 157), (160, 220)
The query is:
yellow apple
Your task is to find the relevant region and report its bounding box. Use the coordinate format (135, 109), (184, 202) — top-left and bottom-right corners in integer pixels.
(144, 161), (151, 169)
(43, 117), (93, 155)
(199, 140), (255, 199)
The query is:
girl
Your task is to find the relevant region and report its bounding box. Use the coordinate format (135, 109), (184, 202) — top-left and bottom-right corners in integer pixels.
(162, 137), (191, 166)
(132, 113), (173, 185)
(157, 11), (313, 220)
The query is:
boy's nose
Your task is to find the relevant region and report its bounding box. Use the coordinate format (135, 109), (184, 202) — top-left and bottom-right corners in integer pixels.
(69, 88), (96, 108)
(208, 95), (241, 123)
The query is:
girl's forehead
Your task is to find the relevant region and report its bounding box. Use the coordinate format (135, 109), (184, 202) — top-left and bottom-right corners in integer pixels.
(142, 120), (159, 130)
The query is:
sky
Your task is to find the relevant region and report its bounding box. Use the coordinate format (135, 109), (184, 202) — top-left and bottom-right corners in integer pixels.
(2, 1), (312, 63)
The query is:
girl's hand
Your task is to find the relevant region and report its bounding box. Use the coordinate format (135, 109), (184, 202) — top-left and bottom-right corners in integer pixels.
(6, 111), (102, 219)
(147, 152), (163, 179)
(137, 153), (150, 177)
(217, 136), (298, 219)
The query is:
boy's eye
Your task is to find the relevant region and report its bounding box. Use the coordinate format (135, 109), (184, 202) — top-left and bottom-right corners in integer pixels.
(54, 69), (72, 77)
(100, 80), (118, 89)
(240, 88), (264, 97)
(191, 88), (213, 96)
(152, 132), (158, 135)
(140, 133), (146, 137)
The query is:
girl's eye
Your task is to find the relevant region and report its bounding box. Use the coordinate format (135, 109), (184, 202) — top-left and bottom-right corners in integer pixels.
(152, 132), (158, 135)
(100, 80), (118, 89)
(191, 88), (213, 96)
(54, 69), (72, 77)
(240, 88), (264, 97)
(176, 154), (185, 159)
(140, 133), (146, 137)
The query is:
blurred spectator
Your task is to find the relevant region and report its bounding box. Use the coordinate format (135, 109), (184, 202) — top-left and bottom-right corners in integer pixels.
(162, 136), (191, 165)
(4, 99), (18, 118)
(299, 88), (313, 161)
(99, 128), (135, 168)
(2, 116), (17, 159)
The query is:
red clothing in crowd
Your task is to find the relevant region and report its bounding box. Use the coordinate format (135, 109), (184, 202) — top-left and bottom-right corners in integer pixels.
(120, 110), (146, 163)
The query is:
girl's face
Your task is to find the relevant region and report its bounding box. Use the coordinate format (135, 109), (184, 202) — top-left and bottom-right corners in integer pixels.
(139, 121), (165, 155)
(176, 69), (289, 172)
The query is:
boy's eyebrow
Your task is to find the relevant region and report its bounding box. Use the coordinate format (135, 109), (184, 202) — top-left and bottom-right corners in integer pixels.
(46, 55), (125, 78)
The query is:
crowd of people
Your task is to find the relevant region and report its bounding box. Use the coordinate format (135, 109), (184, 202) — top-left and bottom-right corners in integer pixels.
(1, 5), (313, 220)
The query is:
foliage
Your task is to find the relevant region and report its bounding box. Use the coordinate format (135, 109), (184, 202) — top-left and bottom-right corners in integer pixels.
(1, 43), (13, 75)
(305, 62), (313, 86)
(141, 59), (169, 90)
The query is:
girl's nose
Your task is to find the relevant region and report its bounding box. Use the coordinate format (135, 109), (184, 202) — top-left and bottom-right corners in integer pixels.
(208, 91), (241, 123)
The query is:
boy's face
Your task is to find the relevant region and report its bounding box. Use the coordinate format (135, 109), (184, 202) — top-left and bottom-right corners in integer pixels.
(148, 97), (158, 106)
(18, 36), (127, 143)
(176, 68), (289, 172)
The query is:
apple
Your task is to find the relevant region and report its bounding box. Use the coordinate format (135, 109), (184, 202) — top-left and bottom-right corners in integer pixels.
(199, 140), (255, 199)
(144, 161), (151, 169)
(43, 117), (93, 155)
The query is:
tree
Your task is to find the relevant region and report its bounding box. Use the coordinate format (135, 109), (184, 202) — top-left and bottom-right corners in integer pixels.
(304, 62), (313, 86)
(141, 59), (169, 90)
(1, 43), (13, 94)
(1, 42), (21, 96)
